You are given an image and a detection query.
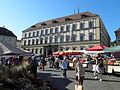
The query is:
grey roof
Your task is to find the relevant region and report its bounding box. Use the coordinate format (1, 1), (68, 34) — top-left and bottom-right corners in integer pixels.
(23, 11), (99, 32)
(0, 27), (17, 37)
(0, 42), (33, 56)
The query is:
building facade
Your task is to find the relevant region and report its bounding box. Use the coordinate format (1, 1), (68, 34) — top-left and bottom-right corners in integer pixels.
(115, 28), (120, 45)
(22, 12), (110, 56)
(16, 40), (22, 49)
(0, 27), (17, 46)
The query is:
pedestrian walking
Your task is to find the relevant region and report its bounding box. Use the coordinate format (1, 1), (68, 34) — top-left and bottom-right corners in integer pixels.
(55, 56), (60, 70)
(73, 57), (85, 86)
(61, 57), (68, 78)
(94, 54), (104, 81)
(40, 57), (46, 71)
(30, 56), (38, 76)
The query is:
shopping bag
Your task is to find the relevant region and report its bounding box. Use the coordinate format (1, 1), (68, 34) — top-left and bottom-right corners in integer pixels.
(75, 85), (83, 90)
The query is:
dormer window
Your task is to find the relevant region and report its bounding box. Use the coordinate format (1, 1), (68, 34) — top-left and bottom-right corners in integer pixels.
(81, 14), (90, 18)
(41, 23), (47, 26)
(31, 25), (36, 28)
(52, 20), (58, 24)
(65, 18), (72, 21)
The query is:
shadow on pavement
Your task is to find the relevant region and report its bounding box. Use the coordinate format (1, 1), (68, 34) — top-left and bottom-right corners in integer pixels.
(103, 79), (120, 82)
(85, 77), (120, 82)
(51, 77), (72, 90)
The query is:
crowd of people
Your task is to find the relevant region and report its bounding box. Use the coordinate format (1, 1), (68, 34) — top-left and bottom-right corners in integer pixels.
(0, 53), (106, 90)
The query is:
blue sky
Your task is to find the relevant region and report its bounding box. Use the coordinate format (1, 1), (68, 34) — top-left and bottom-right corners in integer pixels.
(0, 0), (120, 41)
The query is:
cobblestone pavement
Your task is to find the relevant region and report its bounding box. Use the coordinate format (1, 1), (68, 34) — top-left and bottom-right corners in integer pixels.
(38, 66), (120, 90)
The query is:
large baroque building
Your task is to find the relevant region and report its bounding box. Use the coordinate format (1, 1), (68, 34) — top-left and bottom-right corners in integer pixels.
(22, 12), (110, 56)
(0, 27), (17, 46)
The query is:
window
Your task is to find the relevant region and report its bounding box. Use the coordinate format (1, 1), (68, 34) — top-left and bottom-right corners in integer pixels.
(66, 25), (70, 32)
(24, 33), (27, 38)
(24, 40), (26, 45)
(49, 36), (53, 43)
(55, 35), (58, 43)
(33, 32), (35, 37)
(80, 23), (84, 30)
(80, 34), (84, 41)
(35, 49), (38, 54)
(32, 39), (35, 45)
(55, 27), (59, 33)
(89, 21), (94, 28)
(60, 26), (64, 32)
(28, 40), (31, 45)
(37, 31), (39, 36)
(66, 35), (70, 42)
(72, 24), (77, 31)
(41, 30), (44, 35)
(40, 49), (42, 54)
(40, 38), (43, 44)
(45, 29), (48, 34)
(80, 46), (84, 50)
(29, 32), (31, 37)
(71, 34), (76, 42)
(31, 49), (34, 53)
(66, 47), (70, 50)
(36, 39), (39, 45)
(45, 37), (48, 44)
(89, 33), (94, 41)
(50, 28), (53, 34)
(60, 35), (64, 43)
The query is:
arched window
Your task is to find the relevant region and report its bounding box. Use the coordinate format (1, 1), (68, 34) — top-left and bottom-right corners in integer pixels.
(66, 35), (70, 42)
(71, 34), (76, 42)
(89, 33), (94, 41)
(89, 21), (94, 28)
(55, 35), (58, 43)
(80, 23), (84, 30)
(80, 34), (84, 41)
(60, 35), (64, 43)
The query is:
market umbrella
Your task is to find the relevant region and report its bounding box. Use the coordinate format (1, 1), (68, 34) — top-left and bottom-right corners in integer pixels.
(64, 50), (83, 55)
(87, 45), (106, 51)
(53, 51), (60, 56)
(0, 42), (32, 56)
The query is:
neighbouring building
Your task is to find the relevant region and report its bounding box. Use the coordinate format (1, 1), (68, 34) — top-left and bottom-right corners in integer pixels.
(22, 11), (111, 56)
(0, 27), (17, 46)
(16, 40), (22, 49)
(115, 28), (120, 45)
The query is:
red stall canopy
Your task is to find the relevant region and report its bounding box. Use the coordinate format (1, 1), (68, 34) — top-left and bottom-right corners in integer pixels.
(87, 45), (107, 51)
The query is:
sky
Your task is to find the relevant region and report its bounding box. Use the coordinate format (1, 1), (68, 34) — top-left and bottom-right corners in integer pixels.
(0, 0), (120, 41)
